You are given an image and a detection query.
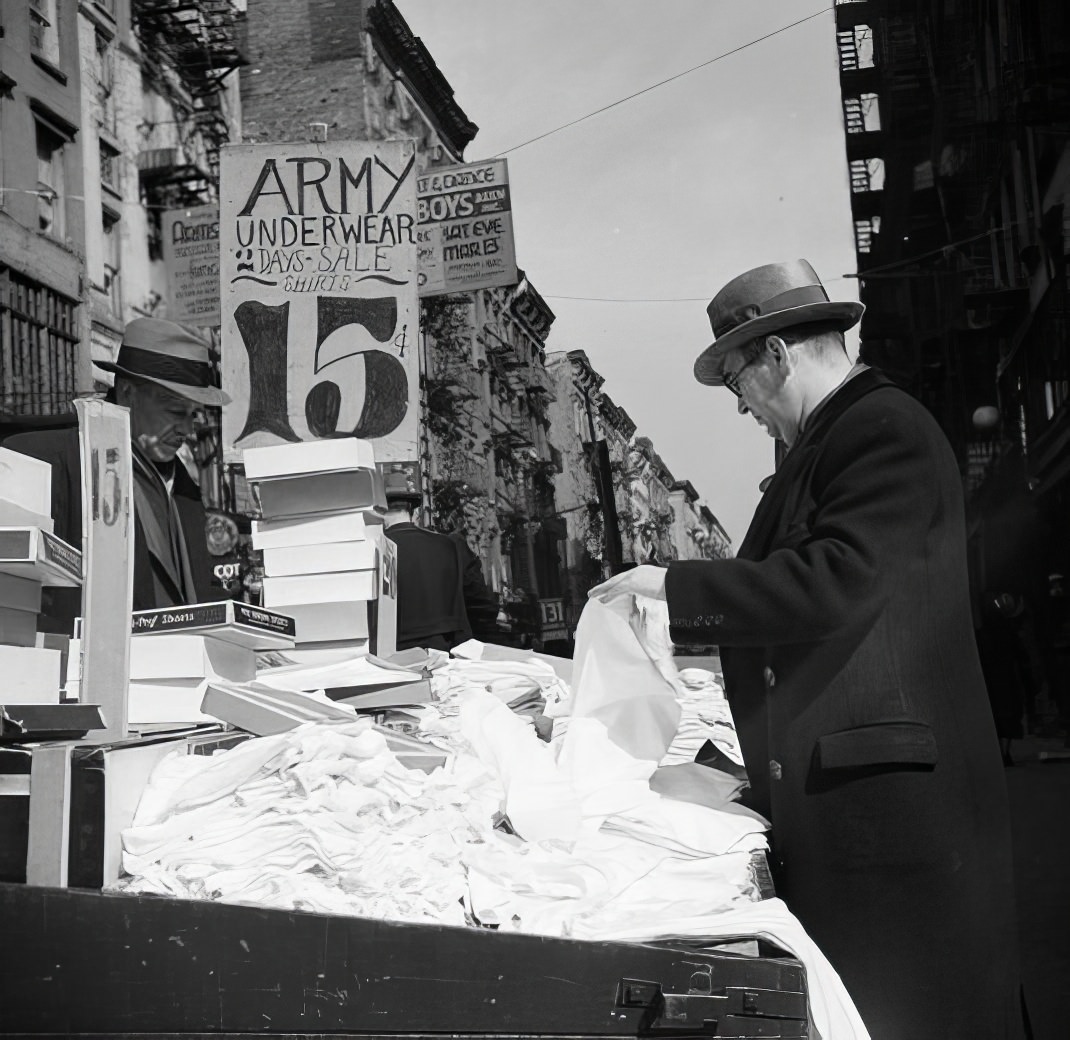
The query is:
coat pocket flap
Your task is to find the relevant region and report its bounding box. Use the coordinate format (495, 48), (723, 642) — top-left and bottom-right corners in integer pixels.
(816, 721), (938, 770)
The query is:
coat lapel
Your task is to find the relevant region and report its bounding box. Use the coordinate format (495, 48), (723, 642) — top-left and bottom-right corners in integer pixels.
(132, 451), (187, 600)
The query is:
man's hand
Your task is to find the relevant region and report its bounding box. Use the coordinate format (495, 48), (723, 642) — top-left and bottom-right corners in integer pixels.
(588, 564), (667, 602)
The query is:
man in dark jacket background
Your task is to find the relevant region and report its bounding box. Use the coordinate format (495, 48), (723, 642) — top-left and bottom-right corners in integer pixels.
(592, 260), (1025, 1039)
(5, 317), (229, 631)
(384, 493), (498, 652)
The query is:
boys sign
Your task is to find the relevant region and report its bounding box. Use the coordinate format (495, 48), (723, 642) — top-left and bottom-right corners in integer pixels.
(220, 140), (418, 464)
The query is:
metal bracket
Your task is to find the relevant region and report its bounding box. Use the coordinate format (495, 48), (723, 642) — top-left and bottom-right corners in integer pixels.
(616, 976), (807, 1036)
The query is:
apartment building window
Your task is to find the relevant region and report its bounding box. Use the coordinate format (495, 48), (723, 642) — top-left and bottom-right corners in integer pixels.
(35, 120), (68, 239)
(102, 209), (122, 314)
(96, 31), (116, 126)
(100, 139), (121, 195)
(0, 268), (79, 416)
(29, 0), (61, 69)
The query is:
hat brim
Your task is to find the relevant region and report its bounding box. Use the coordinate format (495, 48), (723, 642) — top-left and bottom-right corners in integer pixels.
(694, 300), (865, 386)
(98, 361), (231, 407)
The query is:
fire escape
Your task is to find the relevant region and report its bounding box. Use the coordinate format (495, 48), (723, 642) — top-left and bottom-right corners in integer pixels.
(131, 0), (247, 250)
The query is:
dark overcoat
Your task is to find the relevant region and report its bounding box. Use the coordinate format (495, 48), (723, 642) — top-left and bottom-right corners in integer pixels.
(4, 427), (219, 632)
(386, 522), (474, 651)
(666, 370), (1024, 1039)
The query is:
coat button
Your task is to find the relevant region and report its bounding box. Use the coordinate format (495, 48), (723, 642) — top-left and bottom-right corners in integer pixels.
(769, 760), (783, 781)
(763, 666), (776, 688)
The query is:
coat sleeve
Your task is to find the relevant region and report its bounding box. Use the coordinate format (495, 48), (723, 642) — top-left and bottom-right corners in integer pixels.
(458, 540), (500, 641)
(666, 399), (943, 648)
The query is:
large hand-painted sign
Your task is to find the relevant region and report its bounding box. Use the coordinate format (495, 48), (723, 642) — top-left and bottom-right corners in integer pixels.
(220, 141), (418, 464)
(416, 158), (517, 296)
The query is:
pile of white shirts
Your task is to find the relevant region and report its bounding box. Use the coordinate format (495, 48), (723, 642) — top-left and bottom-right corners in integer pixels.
(113, 719), (503, 924)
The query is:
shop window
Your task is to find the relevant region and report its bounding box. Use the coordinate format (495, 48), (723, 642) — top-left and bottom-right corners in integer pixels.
(29, 0), (61, 68)
(35, 120), (67, 239)
(0, 268), (79, 416)
(102, 209), (122, 315)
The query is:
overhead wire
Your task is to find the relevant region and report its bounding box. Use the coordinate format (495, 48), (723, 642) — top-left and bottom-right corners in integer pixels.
(540, 276), (855, 304)
(491, 5), (834, 157)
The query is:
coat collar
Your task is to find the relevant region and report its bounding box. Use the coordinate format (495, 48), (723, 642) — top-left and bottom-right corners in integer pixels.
(737, 368), (894, 560)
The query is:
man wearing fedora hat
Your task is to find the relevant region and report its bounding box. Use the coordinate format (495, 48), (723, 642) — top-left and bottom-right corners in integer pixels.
(6, 317), (231, 631)
(592, 261), (1025, 1038)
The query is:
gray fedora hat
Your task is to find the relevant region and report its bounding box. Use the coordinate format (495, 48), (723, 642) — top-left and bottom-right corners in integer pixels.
(98, 317), (230, 407)
(694, 259), (864, 386)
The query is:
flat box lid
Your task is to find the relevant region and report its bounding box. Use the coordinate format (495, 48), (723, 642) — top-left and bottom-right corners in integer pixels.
(242, 438), (376, 480)
(0, 528), (82, 587)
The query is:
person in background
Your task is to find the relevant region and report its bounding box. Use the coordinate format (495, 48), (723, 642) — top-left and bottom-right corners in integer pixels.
(975, 591), (1033, 765)
(591, 260), (1026, 1039)
(447, 527), (501, 643)
(5, 317), (229, 631)
(383, 494), (497, 652)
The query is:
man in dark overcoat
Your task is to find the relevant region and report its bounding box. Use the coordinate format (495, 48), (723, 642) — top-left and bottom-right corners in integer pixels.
(384, 495), (498, 651)
(5, 318), (229, 631)
(592, 260), (1025, 1039)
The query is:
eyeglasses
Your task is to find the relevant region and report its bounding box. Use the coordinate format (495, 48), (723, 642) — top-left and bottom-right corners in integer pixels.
(722, 347), (763, 397)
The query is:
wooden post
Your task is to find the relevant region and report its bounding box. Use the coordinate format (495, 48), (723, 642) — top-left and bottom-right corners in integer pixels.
(25, 744), (72, 886)
(75, 399), (134, 742)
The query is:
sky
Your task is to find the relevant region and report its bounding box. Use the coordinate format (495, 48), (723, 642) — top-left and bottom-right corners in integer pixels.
(398, 0), (861, 544)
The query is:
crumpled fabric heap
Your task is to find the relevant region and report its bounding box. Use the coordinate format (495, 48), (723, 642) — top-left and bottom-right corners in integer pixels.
(113, 718), (502, 925)
(412, 654), (571, 752)
(662, 666), (743, 766)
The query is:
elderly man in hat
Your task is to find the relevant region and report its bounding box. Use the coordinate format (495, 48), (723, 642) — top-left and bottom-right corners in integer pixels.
(6, 317), (230, 631)
(592, 261), (1025, 1039)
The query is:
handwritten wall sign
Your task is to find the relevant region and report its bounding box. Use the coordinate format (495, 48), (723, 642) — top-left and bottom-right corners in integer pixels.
(220, 141), (419, 464)
(163, 204), (221, 326)
(416, 158), (518, 296)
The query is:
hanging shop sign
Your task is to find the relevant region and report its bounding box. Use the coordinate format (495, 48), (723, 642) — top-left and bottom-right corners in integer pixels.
(219, 140), (419, 465)
(416, 158), (517, 296)
(162, 204), (221, 327)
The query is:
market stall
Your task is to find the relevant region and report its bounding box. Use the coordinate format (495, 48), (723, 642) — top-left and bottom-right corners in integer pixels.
(0, 435), (869, 1039)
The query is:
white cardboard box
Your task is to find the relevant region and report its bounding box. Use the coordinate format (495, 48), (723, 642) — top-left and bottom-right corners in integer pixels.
(0, 447), (51, 516)
(129, 633), (257, 682)
(0, 496), (53, 533)
(128, 678), (214, 724)
(0, 605), (38, 646)
(370, 527), (398, 658)
(251, 510), (369, 550)
(128, 600), (296, 650)
(262, 540), (379, 577)
(284, 602), (371, 643)
(262, 569), (378, 606)
(0, 645), (61, 703)
(0, 527), (82, 587)
(251, 468), (386, 520)
(0, 572), (43, 613)
(242, 438), (376, 480)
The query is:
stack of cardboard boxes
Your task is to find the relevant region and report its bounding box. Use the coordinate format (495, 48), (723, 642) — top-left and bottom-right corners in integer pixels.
(245, 440), (397, 660)
(123, 601), (297, 726)
(0, 448), (82, 723)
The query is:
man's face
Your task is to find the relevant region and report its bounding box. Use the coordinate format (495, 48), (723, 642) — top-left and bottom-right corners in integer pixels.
(124, 381), (200, 463)
(722, 340), (794, 443)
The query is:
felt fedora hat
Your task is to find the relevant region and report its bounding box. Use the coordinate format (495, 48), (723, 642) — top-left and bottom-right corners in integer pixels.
(98, 317), (230, 407)
(694, 259), (864, 386)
